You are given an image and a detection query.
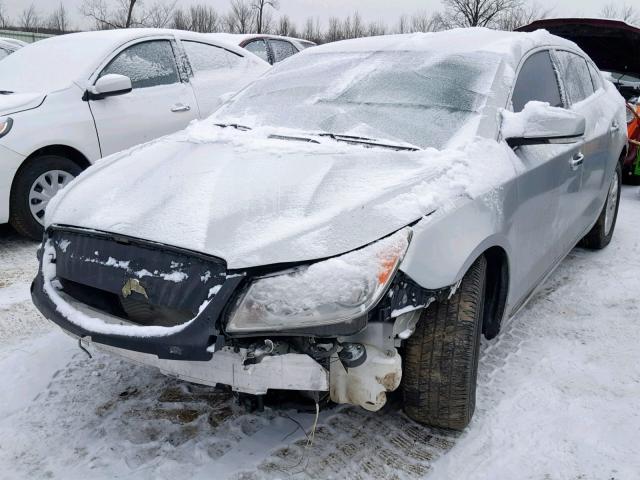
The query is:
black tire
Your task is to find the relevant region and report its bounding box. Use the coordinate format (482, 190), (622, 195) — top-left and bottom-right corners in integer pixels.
(9, 155), (82, 241)
(580, 162), (622, 250)
(402, 256), (486, 431)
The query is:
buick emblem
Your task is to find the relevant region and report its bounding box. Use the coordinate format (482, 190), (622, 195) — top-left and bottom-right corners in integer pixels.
(122, 278), (148, 299)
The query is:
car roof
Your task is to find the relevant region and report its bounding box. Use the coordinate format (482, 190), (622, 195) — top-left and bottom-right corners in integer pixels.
(32, 28), (249, 59)
(313, 27), (576, 57)
(0, 28), (264, 93)
(208, 33), (315, 47)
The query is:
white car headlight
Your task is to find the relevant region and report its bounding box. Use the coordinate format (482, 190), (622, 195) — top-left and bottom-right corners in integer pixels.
(0, 117), (13, 139)
(226, 228), (412, 334)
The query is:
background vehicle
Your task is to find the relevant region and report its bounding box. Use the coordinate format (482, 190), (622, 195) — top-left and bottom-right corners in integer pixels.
(517, 18), (640, 183)
(0, 29), (270, 240)
(208, 33), (315, 64)
(0, 37), (26, 60)
(33, 29), (626, 431)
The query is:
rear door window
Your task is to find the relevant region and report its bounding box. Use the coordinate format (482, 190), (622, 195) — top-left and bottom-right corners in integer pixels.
(512, 50), (563, 112)
(183, 41), (230, 73)
(100, 40), (179, 89)
(244, 39), (269, 63)
(554, 51), (595, 105)
(269, 39), (297, 63)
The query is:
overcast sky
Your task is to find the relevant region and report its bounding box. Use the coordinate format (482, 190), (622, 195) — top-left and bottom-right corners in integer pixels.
(1, 0), (625, 30)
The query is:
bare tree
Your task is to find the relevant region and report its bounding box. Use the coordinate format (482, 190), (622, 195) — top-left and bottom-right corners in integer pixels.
(172, 4), (218, 32)
(495, 2), (552, 31)
(20, 3), (42, 31)
(251, 0), (278, 34)
(410, 10), (442, 32)
(276, 14), (297, 37)
(0, 1), (8, 29)
(367, 20), (386, 37)
(340, 11), (365, 39)
(325, 16), (344, 42)
(302, 17), (321, 44)
(47, 2), (71, 32)
(396, 14), (409, 34)
(227, 0), (253, 33)
(600, 3), (639, 25)
(145, 0), (176, 28)
(442, 0), (523, 28)
(80, 0), (140, 29)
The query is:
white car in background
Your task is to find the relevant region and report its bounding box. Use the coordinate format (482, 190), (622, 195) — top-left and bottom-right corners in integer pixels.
(208, 33), (315, 64)
(0, 37), (26, 60)
(0, 29), (270, 239)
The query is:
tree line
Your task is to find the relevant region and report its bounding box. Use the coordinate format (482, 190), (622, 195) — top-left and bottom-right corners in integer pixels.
(2, 0), (639, 43)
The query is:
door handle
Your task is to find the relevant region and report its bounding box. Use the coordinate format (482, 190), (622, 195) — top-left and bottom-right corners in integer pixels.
(610, 121), (620, 133)
(570, 152), (584, 170)
(171, 104), (191, 113)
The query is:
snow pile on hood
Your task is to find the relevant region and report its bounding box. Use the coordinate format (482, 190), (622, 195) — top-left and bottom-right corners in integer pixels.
(46, 122), (523, 269)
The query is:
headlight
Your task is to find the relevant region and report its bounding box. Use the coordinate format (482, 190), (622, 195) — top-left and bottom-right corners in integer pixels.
(0, 117), (12, 139)
(226, 228), (412, 334)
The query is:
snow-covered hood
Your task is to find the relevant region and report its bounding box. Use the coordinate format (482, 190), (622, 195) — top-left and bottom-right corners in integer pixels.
(0, 92), (45, 116)
(46, 123), (521, 269)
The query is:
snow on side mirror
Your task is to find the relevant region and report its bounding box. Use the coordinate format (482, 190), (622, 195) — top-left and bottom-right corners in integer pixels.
(502, 101), (586, 148)
(86, 74), (133, 101)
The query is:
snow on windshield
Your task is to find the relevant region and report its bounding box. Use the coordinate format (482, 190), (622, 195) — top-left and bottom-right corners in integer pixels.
(216, 50), (503, 149)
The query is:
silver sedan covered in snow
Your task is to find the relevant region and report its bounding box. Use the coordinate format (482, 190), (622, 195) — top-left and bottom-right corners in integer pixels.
(33, 28), (627, 430)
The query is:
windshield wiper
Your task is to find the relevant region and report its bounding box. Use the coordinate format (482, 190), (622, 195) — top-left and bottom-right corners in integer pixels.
(268, 134), (320, 144)
(214, 123), (251, 131)
(316, 133), (419, 151)
(0, 90), (13, 95)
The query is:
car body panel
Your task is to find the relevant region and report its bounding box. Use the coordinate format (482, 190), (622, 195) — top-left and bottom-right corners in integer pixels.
(0, 92), (46, 116)
(0, 144), (25, 222)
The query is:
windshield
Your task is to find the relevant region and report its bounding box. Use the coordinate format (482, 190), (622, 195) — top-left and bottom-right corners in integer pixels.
(216, 50), (502, 149)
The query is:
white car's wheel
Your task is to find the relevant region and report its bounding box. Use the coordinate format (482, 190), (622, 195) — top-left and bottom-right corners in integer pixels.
(10, 155), (82, 240)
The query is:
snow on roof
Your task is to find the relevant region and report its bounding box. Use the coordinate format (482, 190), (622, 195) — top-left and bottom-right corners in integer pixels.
(0, 28), (248, 93)
(311, 27), (579, 68)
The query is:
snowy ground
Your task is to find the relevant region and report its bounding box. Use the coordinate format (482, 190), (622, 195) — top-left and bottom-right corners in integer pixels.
(0, 187), (639, 480)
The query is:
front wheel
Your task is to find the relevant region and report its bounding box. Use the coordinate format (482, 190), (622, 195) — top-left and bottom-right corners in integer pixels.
(580, 162), (622, 250)
(10, 155), (82, 240)
(401, 256), (486, 430)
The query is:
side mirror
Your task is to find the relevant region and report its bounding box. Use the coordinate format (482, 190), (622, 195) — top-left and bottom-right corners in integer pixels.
(85, 74), (132, 101)
(502, 102), (586, 148)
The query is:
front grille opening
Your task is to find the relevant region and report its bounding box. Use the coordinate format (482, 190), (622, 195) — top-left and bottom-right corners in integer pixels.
(59, 278), (192, 328)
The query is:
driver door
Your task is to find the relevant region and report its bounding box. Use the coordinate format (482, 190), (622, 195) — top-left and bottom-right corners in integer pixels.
(509, 50), (586, 302)
(88, 38), (198, 157)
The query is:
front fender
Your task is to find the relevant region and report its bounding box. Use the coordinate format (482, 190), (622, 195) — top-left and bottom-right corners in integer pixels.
(400, 188), (514, 291)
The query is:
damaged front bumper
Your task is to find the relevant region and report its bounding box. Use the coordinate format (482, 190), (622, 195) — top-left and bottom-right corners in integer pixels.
(31, 227), (439, 411)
